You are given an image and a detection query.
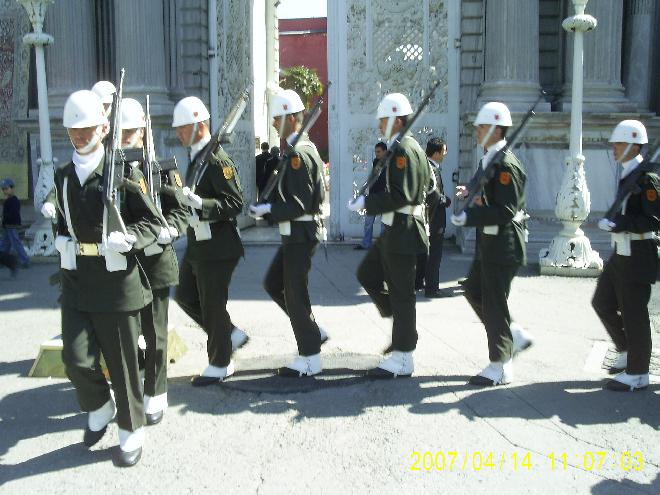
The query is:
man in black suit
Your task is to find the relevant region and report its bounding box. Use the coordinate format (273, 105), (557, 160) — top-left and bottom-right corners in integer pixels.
(355, 142), (388, 250)
(256, 141), (271, 199)
(416, 137), (451, 297)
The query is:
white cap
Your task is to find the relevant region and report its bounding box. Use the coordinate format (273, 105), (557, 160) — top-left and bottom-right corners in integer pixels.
(63, 90), (107, 128)
(172, 96), (210, 128)
(474, 102), (512, 127)
(91, 81), (117, 104)
(270, 89), (305, 118)
(609, 120), (648, 145)
(120, 98), (146, 129)
(377, 93), (413, 119)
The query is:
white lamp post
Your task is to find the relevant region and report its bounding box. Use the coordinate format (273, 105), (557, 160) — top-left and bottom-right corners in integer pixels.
(539, 0), (602, 276)
(19, 0), (57, 256)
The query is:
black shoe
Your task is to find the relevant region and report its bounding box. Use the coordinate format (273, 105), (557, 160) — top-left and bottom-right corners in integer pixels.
(113, 446), (142, 467)
(83, 425), (108, 447)
(365, 367), (411, 379)
(424, 289), (453, 298)
(605, 380), (648, 392)
(468, 375), (496, 387)
(190, 375), (223, 387)
(353, 245), (366, 250)
(145, 410), (164, 426)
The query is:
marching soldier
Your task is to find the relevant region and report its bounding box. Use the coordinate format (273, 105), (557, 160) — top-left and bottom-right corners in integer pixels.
(172, 96), (248, 386)
(349, 93), (430, 378)
(119, 98), (188, 422)
(249, 89), (328, 377)
(450, 102), (532, 387)
(53, 90), (160, 466)
(592, 120), (658, 392)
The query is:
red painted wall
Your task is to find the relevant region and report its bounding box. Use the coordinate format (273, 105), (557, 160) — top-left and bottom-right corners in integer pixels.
(279, 18), (328, 159)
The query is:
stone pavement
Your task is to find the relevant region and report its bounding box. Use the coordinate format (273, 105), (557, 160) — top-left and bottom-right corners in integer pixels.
(0, 243), (658, 494)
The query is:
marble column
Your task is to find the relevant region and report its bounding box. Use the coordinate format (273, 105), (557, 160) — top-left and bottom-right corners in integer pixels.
(114, 0), (171, 115)
(622, 0), (655, 111)
(561, 0), (634, 112)
(44, 0), (96, 110)
(479, 0), (548, 111)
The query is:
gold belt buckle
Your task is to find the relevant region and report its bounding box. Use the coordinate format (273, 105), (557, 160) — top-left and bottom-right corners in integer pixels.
(78, 243), (99, 256)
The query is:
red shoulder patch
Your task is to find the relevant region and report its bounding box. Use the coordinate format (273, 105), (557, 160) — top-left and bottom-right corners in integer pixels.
(290, 156), (301, 170)
(646, 189), (657, 202)
(395, 156), (407, 170)
(499, 171), (511, 185)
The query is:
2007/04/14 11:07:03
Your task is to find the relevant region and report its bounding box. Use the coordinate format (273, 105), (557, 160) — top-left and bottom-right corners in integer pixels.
(409, 451), (645, 472)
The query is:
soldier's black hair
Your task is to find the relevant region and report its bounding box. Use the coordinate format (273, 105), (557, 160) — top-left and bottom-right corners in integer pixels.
(497, 126), (508, 139)
(375, 141), (387, 151)
(426, 137), (446, 157)
(261, 141), (270, 151)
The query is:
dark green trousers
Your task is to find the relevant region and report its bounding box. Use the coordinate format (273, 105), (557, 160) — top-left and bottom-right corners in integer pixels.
(463, 259), (519, 362)
(592, 259), (652, 374)
(357, 239), (418, 352)
(61, 306), (144, 432)
(175, 256), (239, 368)
(141, 287), (170, 397)
(263, 241), (322, 356)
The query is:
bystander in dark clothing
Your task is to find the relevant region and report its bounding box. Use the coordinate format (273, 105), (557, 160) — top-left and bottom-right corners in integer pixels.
(1, 178), (28, 268)
(256, 142), (271, 199)
(356, 142), (388, 250)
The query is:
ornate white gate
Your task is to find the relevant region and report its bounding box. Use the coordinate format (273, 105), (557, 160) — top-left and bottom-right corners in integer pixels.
(327, 0), (460, 240)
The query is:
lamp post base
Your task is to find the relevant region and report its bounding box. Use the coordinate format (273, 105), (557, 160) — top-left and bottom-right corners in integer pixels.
(539, 223), (603, 277)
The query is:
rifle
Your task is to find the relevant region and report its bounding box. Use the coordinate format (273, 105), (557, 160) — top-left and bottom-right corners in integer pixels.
(604, 135), (660, 221)
(356, 80), (441, 198)
(101, 68), (128, 237)
(456, 91), (545, 215)
(142, 95), (170, 228)
(189, 84), (252, 186)
(259, 81), (332, 204)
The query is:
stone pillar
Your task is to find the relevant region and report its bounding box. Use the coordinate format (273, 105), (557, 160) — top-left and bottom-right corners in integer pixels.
(114, 0), (171, 114)
(44, 0), (96, 110)
(622, 0), (655, 111)
(479, 0), (548, 111)
(561, 0), (634, 112)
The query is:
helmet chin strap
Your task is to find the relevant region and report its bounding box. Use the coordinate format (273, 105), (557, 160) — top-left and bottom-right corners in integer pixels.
(279, 116), (288, 143)
(187, 122), (199, 148)
(74, 125), (103, 155)
(479, 124), (496, 148)
(384, 116), (395, 143)
(617, 143), (633, 163)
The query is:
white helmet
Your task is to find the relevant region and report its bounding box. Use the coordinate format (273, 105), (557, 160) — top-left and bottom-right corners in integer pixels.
(609, 120), (648, 144)
(377, 93), (413, 119)
(91, 80), (117, 104)
(474, 102), (512, 127)
(270, 89), (305, 118)
(120, 98), (146, 129)
(172, 96), (210, 128)
(63, 90), (107, 128)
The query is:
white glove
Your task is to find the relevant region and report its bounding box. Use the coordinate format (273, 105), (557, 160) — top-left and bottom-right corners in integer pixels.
(451, 212), (467, 226)
(598, 218), (616, 232)
(168, 226), (179, 239)
(106, 231), (137, 253)
(157, 226), (172, 244)
(249, 203), (272, 219)
(347, 195), (365, 212)
(182, 187), (203, 210)
(455, 185), (469, 199)
(41, 202), (57, 219)
(55, 235), (71, 254)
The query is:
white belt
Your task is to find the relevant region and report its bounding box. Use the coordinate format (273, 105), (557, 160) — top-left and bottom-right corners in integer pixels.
(293, 214), (317, 222)
(483, 209), (526, 236)
(382, 204), (424, 226)
(611, 231), (654, 256)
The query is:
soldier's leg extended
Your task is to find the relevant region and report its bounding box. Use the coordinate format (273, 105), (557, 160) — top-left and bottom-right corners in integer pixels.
(282, 241), (321, 356)
(592, 263), (627, 351)
(620, 282), (652, 375)
(175, 256), (203, 327)
(264, 246), (288, 314)
(142, 287), (170, 398)
(61, 306), (112, 413)
(383, 251), (418, 352)
(91, 311), (145, 433)
(196, 258), (239, 368)
(481, 262), (518, 362)
(357, 240), (392, 318)
(462, 259), (485, 323)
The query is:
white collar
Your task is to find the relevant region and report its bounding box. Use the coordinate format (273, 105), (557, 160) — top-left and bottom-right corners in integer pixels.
(620, 154), (643, 179)
(428, 157), (440, 168)
(191, 134), (212, 160)
(482, 139), (507, 169)
(72, 146), (104, 185)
